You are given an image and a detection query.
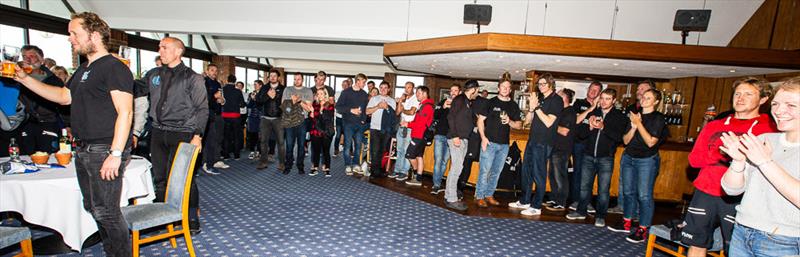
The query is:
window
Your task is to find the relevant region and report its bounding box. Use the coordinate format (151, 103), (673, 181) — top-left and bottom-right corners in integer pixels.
(140, 49), (159, 76)
(0, 0), (21, 8)
(26, 29), (71, 68)
(191, 58), (204, 74)
(395, 75), (425, 98)
(141, 32), (164, 41)
(0, 24), (25, 49)
(181, 57), (190, 67)
(191, 34), (206, 51)
(171, 34), (190, 46)
(127, 47), (140, 77)
(235, 66), (246, 85)
(29, 0), (71, 19)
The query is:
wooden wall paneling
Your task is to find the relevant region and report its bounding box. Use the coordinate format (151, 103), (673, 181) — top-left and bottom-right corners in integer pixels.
(728, 0), (780, 49)
(687, 78), (722, 139)
(764, 71), (800, 82)
(384, 73), (397, 88)
(771, 0), (800, 50)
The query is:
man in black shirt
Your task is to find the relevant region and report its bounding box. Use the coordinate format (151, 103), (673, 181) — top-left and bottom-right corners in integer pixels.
(444, 80), (480, 211)
(567, 88), (629, 228)
(456, 93), (488, 199)
(13, 12), (135, 257)
(220, 75), (245, 160)
(144, 37), (209, 233)
(16, 45), (66, 154)
(569, 81), (603, 212)
(546, 89), (577, 211)
(202, 63), (226, 174)
(431, 84), (460, 194)
(509, 73), (562, 216)
(255, 69), (286, 170)
(474, 78), (522, 208)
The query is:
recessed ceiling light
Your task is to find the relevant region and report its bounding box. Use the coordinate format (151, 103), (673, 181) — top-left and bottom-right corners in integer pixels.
(555, 59), (561, 63)
(463, 57), (469, 60)
(430, 67), (435, 71)
(499, 55), (504, 58)
(466, 74), (470, 77)
(433, 59), (438, 63)
(671, 67), (677, 70)
(522, 68), (527, 71)
(730, 69), (736, 73)
(613, 63), (619, 66)
(448, 71), (452, 74)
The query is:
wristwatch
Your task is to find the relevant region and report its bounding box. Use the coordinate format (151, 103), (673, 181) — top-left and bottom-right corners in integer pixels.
(110, 150), (123, 158)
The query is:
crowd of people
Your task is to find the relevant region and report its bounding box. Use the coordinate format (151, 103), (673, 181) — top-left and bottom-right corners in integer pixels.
(2, 11), (798, 257)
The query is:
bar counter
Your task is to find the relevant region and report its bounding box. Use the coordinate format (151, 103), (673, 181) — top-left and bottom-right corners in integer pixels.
(421, 129), (696, 202)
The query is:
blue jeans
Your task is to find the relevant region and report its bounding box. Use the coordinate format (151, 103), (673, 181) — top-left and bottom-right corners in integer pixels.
(475, 142), (509, 200)
(342, 122), (364, 166)
(621, 154), (659, 226)
(548, 150), (570, 207)
(284, 124), (307, 170)
(432, 135), (450, 187)
(730, 224), (800, 257)
(578, 155), (614, 218)
(520, 142), (552, 207)
(75, 144), (132, 257)
(569, 143), (586, 204)
(393, 128), (411, 175)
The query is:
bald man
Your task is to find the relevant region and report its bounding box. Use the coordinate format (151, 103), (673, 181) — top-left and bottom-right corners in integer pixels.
(144, 37), (209, 233)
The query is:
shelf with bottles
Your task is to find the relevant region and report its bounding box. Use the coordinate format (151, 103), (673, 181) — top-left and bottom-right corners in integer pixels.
(658, 89), (690, 126)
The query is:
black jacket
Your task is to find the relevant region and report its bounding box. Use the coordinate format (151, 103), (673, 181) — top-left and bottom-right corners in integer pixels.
(255, 83), (285, 118)
(433, 98), (450, 136)
(19, 66), (66, 123)
(145, 62), (209, 136)
(586, 107), (629, 158)
(447, 94), (473, 139)
(221, 83), (245, 114)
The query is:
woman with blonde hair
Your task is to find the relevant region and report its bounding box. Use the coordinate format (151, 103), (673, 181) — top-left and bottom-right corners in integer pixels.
(309, 88), (336, 176)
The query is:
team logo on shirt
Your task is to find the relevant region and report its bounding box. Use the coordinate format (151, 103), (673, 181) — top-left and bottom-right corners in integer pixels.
(80, 70), (90, 83)
(151, 75), (161, 88)
(493, 107), (501, 112)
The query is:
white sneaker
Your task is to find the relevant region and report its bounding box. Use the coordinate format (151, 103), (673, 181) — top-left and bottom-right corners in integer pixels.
(508, 201), (530, 210)
(213, 161), (230, 169)
(352, 165), (362, 175)
(521, 208), (542, 216)
(345, 166), (353, 176)
(248, 152), (256, 159)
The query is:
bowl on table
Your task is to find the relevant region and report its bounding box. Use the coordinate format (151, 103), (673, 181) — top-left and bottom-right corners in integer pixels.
(30, 152), (50, 164)
(55, 152), (72, 165)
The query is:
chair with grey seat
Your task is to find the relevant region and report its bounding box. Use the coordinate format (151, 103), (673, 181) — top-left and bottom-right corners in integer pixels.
(646, 224), (724, 257)
(0, 226), (33, 257)
(121, 143), (200, 257)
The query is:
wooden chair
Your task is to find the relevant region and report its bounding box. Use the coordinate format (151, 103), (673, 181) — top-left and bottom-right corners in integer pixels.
(122, 143), (200, 257)
(0, 226), (33, 257)
(646, 224), (724, 257)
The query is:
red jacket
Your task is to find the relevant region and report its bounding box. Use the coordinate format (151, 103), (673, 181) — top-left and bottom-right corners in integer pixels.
(408, 98), (435, 139)
(688, 113), (777, 196)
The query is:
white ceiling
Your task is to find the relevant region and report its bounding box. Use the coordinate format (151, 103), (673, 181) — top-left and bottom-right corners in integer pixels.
(389, 51), (799, 80)
(68, 0), (765, 76)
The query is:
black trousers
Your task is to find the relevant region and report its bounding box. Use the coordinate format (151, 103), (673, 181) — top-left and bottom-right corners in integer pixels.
(246, 131), (260, 152)
(222, 118), (243, 159)
(310, 135), (331, 169)
(149, 128), (200, 221)
(203, 115), (224, 167)
(369, 129), (391, 174)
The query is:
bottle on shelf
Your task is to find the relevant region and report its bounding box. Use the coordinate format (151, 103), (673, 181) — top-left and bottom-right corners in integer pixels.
(8, 138), (19, 162)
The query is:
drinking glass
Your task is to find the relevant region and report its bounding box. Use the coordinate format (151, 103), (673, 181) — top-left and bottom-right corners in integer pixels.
(1, 45), (21, 78)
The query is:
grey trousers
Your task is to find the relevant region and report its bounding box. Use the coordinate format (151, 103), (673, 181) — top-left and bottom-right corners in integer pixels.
(445, 138), (468, 203)
(258, 118), (285, 165)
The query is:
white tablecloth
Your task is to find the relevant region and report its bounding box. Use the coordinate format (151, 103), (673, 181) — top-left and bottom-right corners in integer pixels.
(0, 155), (154, 251)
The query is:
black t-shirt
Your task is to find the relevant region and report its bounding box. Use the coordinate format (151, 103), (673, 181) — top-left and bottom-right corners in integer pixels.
(624, 111), (669, 158)
(205, 77), (222, 116)
(479, 97), (521, 144)
(68, 54), (134, 144)
(529, 92), (563, 145)
(554, 106), (577, 152)
(433, 98), (450, 136)
(573, 98), (592, 144)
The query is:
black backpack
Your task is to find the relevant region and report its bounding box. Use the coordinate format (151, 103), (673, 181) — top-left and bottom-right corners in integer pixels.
(418, 102), (436, 145)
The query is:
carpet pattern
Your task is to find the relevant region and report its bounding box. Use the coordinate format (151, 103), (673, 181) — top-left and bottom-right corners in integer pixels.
(3, 153), (664, 256)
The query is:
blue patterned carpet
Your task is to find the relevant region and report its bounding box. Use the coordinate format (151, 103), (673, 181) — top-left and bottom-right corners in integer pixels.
(3, 153), (666, 256)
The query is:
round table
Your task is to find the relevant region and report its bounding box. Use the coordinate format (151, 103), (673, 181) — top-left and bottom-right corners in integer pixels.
(0, 155), (154, 252)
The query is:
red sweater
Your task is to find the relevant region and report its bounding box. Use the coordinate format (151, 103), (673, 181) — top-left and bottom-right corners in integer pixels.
(408, 98), (435, 139)
(688, 113), (777, 196)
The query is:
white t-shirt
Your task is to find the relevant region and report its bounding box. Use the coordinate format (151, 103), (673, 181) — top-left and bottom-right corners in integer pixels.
(400, 95), (419, 123)
(367, 95), (397, 130)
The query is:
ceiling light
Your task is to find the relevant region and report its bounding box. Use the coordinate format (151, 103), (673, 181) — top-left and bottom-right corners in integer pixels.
(730, 69), (736, 73)
(671, 67), (677, 69)
(613, 63), (619, 66)
(555, 59), (561, 63)
(466, 74), (470, 77)
(433, 59), (438, 63)
(522, 68), (527, 71)
(430, 67), (435, 71)
(499, 55), (504, 58)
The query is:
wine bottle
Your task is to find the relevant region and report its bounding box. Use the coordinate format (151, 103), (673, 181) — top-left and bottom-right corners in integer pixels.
(59, 128), (72, 153)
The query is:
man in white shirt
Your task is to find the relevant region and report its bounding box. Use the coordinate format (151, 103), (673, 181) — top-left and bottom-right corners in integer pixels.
(366, 81), (397, 178)
(390, 81), (419, 180)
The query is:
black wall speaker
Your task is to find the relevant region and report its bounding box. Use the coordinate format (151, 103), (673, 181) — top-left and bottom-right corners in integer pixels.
(464, 4), (492, 26)
(673, 9), (712, 32)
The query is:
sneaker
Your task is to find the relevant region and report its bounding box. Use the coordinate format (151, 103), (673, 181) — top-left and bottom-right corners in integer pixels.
(587, 204), (596, 214)
(248, 152), (256, 159)
(521, 207), (542, 216)
(430, 185), (444, 195)
(626, 227), (648, 243)
(445, 200), (468, 211)
(544, 200), (556, 207)
(607, 218), (632, 233)
(457, 190), (464, 201)
(189, 220), (202, 235)
(256, 161), (269, 170)
(566, 211), (587, 220)
(508, 201), (530, 210)
(353, 165), (362, 175)
(387, 173), (398, 178)
(568, 202), (578, 211)
(608, 205), (624, 214)
(345, 166), (353, 176)
(395, 174), (408, 181)
(309, 168), (318, 176)
(213, 161), (230, 169)
(202, 166), (221, 176)
(324, 170), (331, 177)
(545, 204), (565, 211)
(405, 178), (422, 186)
(594, 218), (606, 227)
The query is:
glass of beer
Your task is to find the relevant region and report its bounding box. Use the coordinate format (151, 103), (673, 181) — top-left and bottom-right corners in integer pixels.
(1, 45), (20, 78)
(117, 45), (131, 66)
